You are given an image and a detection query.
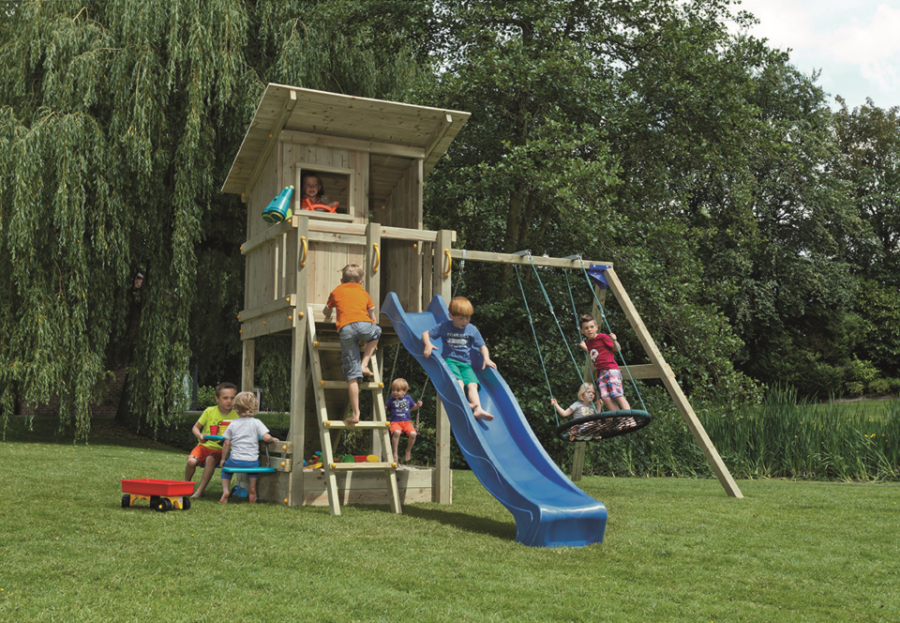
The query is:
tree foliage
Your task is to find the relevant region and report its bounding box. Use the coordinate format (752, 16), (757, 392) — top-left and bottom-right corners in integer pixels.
(0, 0), (421, 438)
(3, 0), (899, 443)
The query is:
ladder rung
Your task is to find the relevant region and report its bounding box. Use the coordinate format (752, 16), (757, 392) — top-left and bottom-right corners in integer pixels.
(320, 380), (382, 390)
(312, 341), (363, 351)
(327, 462), (397, 471)
(325, 420), (390, 429)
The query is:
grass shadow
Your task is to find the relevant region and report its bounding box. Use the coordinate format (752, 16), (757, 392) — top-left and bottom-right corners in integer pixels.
(351, 500), (517, 541)
(3, 415), (184, 452)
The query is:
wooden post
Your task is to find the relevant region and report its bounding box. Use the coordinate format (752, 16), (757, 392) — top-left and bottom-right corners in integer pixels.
(603, 267), (743, 498)
(433, 229), (453, 503)
(241, 340), (255, 393)
(288, 216), (310, 506)
(366, 222), (382, 317)
(421, 241), (433, 311)
(366, 222), (384, 458)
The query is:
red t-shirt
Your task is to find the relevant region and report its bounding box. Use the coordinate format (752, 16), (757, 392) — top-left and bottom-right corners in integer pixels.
(326, 282), (375, 331)
(585, 334), (619, 372)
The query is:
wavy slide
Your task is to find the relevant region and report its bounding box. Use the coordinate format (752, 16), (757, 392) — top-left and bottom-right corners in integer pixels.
(382, 293), (607, 548)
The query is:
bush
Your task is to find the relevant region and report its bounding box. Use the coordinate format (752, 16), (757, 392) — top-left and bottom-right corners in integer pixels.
(196, 386), (217, 410)
(846, 381), (865, 396)
(868, 378), (893, 396)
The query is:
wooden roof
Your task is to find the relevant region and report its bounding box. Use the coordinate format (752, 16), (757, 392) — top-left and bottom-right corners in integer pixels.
(221, 84), (470, 196)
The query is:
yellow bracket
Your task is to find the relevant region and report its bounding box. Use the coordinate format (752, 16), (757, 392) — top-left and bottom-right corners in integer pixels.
(372, 243), (380, 273)
(443, 249), (452, 278)
(300, 236), (308, 267)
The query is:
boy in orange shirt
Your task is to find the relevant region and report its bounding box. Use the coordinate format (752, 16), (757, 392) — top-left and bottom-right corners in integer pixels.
(323, 264), (382, 422)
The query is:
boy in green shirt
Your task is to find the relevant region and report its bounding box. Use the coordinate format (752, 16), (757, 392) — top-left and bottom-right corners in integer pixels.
(185, 382), (237, 498)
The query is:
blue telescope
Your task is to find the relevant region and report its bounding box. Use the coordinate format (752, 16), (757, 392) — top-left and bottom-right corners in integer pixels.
(262, 186), (294, 223)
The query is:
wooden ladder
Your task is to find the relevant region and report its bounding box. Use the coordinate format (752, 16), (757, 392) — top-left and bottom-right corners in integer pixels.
(306, 307), (401, 515)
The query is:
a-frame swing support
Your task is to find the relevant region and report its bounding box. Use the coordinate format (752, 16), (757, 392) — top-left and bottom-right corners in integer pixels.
(447, 249), (743, 499)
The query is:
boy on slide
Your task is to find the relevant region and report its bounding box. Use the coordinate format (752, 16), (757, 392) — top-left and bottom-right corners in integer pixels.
(422, 296), (496, 421)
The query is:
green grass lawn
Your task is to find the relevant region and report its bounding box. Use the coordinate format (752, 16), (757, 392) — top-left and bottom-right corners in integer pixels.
(1, 416), (898, 622)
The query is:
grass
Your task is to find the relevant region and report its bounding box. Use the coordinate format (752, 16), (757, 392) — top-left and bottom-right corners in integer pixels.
(1, 416), (899, 622)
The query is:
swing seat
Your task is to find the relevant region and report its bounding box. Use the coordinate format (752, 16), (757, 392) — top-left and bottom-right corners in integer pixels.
(555, 409), (651, 442)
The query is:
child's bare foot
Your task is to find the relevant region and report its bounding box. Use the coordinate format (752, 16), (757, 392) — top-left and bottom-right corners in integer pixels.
(249, 488), (257, 504)
(190, 492), (203, 499)
(344, 417), (360, 424)
(219, 491), (229, 504)
(404, 454), (412, 462)
(473, 408), (494, 421)
(360, 366), (374, 377)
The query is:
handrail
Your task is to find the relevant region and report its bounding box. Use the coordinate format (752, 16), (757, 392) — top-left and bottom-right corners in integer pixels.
(443, 249), (452, 278)
(300, 236), (308, 267)
(372, 243), (380, 273)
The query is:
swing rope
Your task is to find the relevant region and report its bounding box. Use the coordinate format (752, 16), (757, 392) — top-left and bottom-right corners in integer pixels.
(514, 263), (560, 427)
(579, 262), (649, 412)
(415, 376), (429, 432)
(564, 270), (602, 412)
(514, 255), (652, 442)
(526, 256), (596, 399)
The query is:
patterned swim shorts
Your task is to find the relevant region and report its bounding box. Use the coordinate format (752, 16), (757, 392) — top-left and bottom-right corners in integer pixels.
(596, 369), (624, 400)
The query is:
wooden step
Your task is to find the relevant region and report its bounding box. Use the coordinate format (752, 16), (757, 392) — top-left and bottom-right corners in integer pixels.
(327, 461), (397, 471)
(324, 420), (390, 429)
(318, 380), (383, 390)
(312, 341), (357, 351)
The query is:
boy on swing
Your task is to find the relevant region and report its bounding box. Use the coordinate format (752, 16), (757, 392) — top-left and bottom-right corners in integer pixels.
(578, 313), (631, 412)
(386, 378), (423, 463)
(422, 296), (496, 421)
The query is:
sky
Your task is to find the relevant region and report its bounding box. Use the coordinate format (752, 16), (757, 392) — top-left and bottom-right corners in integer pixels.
(730, 0), (900, 111)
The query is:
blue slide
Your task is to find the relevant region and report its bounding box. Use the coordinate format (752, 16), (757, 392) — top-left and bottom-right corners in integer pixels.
(382, 293), (607, 548)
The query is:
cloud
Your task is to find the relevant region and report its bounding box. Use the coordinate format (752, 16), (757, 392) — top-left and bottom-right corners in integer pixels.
(729, 0), (900, 107)
(828, 4), (900, 91)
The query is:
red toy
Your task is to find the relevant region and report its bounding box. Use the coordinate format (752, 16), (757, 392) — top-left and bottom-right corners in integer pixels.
(121, 479), (195, 512)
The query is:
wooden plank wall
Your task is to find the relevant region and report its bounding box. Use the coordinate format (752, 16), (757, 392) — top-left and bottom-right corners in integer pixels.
(281, 139), (368, 311)
(245, 148), (281, 313)
(380, 159), (424, 312)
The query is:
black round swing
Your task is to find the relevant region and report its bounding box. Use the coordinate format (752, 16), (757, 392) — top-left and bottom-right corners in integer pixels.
(515, 256), (653, 443)
(555, 409), (651, 442)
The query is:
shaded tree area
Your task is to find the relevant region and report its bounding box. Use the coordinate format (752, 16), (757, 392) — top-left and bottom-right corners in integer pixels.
(832, 100), (900, 382)
(0, 0), (422, 438)
(2, 0), (898, 442)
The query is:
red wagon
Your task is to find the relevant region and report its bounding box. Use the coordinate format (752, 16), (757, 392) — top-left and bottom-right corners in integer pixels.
(121, 478), (195, 512)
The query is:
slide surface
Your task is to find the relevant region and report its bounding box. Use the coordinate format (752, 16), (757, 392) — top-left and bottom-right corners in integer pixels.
(382, 293), (607, 548)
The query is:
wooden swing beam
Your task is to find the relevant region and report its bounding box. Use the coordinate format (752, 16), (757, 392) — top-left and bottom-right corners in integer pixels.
(446, 248), (743, 499)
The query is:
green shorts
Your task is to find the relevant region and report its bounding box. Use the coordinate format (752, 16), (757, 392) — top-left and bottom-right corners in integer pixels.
(446, 358), (480, 389)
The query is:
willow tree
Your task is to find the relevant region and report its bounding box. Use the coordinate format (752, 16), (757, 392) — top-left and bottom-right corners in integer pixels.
(0, 0), (421, 439)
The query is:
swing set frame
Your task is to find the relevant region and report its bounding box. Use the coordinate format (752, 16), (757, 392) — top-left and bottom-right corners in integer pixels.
(449, 248), (743, 499)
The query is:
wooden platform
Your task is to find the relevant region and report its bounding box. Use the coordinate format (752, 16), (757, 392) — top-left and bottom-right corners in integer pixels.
(239, 466), (447, 506)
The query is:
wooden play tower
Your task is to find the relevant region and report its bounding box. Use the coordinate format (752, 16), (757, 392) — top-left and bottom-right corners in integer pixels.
(222, 84), (741, 513)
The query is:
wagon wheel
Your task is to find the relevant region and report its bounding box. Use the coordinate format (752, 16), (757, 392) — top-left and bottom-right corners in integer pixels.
(181, 497), (191, 511)
(555, 409), (651, 442)
(121, 494), (131, 508)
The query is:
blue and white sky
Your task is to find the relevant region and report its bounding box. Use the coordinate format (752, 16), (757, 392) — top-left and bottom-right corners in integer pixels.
(731, 0), (900, 110)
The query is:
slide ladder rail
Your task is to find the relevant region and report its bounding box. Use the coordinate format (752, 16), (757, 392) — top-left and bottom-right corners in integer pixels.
(382, 293), (607, 547)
